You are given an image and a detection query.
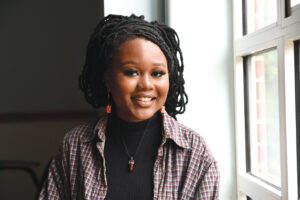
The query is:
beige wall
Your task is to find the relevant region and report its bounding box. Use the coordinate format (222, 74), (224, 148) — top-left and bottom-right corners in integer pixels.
(0, 0), (102, 113)
(0, 0), (102, 199)
(0, 119), (86, 199)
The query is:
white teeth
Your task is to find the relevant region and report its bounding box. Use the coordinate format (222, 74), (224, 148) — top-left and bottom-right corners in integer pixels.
(135, 97), (152, 102)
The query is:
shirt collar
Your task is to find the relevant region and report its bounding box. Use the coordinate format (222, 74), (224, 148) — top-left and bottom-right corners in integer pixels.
(83, 112), (191, 149)
(161, 113), (191, 149)
(81, 115), (107, 143)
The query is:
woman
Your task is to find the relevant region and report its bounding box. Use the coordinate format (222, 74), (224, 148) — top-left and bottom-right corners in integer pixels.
(39, 14), (219, 200)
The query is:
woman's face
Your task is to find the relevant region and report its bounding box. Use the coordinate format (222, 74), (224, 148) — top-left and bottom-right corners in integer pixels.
(106, 38), (169, 122)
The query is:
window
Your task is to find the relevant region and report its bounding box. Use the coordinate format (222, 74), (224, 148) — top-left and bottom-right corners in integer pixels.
(234, 0), (300, 199)
(290, 0), (300, 16)
(244, 49), (281, 188)
(243, 0), (277, 34)
(291, 0), (300, 7)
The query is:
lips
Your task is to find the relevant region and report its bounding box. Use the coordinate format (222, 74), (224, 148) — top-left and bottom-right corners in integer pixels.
(131, 95), (156, 107)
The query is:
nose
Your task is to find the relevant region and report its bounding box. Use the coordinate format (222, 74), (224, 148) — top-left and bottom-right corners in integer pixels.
(137, 74), (153, 90)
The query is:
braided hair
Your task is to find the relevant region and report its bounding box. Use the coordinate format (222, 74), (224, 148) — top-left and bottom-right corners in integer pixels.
(79, 14), (188, 118)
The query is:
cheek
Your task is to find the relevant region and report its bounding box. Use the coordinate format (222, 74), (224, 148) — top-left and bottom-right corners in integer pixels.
(158, 77), (170, 100)
(110, 77), (135, 99)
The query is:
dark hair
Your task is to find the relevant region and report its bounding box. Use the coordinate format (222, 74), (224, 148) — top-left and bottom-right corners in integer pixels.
(79, 14), (188, 118)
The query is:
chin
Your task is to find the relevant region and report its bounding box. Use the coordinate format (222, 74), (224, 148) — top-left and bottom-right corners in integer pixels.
(130, 110), (157, 122)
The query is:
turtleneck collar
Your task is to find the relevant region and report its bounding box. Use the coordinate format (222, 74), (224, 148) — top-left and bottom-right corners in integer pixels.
(89, 112), (191, 149)
(112, 111), (161, 133)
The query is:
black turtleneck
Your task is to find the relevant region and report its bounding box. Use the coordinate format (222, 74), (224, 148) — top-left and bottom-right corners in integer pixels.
(104, 112), (163, 200)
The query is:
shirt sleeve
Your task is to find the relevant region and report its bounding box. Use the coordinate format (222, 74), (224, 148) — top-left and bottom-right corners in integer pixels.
(195, 161), (220, 200)
(38, 140), (71, 200)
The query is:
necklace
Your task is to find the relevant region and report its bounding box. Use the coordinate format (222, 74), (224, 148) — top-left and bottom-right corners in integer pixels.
(121, 119), (150, 173)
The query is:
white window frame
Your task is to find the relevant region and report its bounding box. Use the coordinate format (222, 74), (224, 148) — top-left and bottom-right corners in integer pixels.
(233, 0), (300, 199)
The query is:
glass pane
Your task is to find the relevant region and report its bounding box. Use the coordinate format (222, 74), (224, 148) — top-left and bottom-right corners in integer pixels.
(247, 49), (281, 187)
(291, 0), (300, 7)
(246, 0), (277, 33)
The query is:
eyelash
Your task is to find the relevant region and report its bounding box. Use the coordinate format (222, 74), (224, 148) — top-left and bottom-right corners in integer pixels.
(152, 70), (166, 77)
(123, 69), (138, 76)
(123, 69), (166, 77)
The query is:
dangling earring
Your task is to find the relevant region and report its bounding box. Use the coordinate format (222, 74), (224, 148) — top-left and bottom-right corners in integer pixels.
(160, 106), (165, 114)
(106, 92), (112, 114)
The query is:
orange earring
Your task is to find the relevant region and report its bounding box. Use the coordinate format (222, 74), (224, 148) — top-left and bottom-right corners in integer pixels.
(160, 106), (165, 114)
(106, 92), (112, 114)
(106, 104), (111, 114)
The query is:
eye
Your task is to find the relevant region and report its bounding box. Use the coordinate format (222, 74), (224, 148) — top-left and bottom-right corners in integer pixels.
(152, 70), (166, 77)
(123, 69), (138, 76)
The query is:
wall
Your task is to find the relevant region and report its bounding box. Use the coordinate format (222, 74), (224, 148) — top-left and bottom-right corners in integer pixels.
(167, 1), (236, 199)
(0, 0), (102, 199)
(0, 119), (85, 199)
(104, 0), (165, 22)
(0, 0), (102, 113)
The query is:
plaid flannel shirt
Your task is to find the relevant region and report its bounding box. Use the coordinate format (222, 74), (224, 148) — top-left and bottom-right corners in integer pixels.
(38, 113), (219, 199)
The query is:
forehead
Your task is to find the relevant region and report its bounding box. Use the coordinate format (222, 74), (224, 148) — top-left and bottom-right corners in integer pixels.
(113, 38), (167, 65)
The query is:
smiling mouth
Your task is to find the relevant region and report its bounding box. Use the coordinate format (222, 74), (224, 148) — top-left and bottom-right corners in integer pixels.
(131, 96), (156, 106)
(134, 97), (155, 102)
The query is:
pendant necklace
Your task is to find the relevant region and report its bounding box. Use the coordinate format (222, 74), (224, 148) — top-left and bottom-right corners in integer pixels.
(121, 119), (150, 173)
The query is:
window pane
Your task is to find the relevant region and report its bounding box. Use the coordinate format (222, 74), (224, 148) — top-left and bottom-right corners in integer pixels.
(291, 0), (300, 7)
(247, 49), (281, 187)
(246, 0), (277, 33)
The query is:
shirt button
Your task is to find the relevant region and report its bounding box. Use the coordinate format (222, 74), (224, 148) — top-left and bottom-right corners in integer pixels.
(98, 190), (104, 196)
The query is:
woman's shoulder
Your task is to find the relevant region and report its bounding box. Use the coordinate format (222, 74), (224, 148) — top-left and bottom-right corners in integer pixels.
(61, 119), (100, 146)
(163, 113), (219, 197)
(163, 113), (217, 165)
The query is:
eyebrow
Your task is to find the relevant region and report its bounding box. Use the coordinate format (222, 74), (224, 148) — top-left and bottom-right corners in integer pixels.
(121, 61), (138, 66)
(120, 61), (167, 68)
(153, 62), (167, 68)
